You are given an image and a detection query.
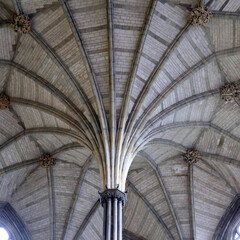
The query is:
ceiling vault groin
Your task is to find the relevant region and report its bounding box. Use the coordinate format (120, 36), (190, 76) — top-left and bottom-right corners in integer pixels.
(137, 146), (238, 239)
(28, 27), (108, 180)
(0, 60), (94, 127)
(123, 21), (191, 139)
(10, 165), (40, 199)
(61, 156), (92, 240)
(72, 200), (100, 240)
(0, 127), (87, 151)
(0, 142), (84, 176)
(58, 0), (109, 134)
(128, 179), (175, 239)
(106, 0), (117, 189)
(142, 89), (219, 131)
(124, 45), (240, 154)
(29, 28), (99, 121)
(0, 0), (240, 239)
(0, 58), (107, 180)
(122, 229), (148, 240)
(115, 0), (157, 190)
(118, 52), (239, 186)
(139, 121), (240, 151)
(119, 21), (192, 185)
(138, 151), (184, 240)
(58, 0), (110, 187)
(1, 0), (240, 190)
(2, 0), (109, 188)
(11, 98), (88, 133)
(139, 144), (237, 193)
(212, 10), (240, 17)
(142, 139), (240, 169)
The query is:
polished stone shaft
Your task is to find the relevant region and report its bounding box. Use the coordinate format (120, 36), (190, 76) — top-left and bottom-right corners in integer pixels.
(99, 189), (127, 240)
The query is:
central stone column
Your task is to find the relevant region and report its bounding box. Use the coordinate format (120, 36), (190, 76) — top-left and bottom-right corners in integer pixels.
(99, 188), (127, 240)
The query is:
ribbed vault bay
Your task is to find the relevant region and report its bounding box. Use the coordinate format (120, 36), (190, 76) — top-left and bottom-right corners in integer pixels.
(1, 0), (240, 239)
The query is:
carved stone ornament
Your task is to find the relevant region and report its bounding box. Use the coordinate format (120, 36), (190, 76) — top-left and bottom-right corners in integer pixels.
(184, 149), (200, 164)
(99, 188), (127, 207)
(0, 92), (10, 110)
(189, 6), (212, 26)
(37, 154), (56, 168)
(220, 83), (240, 102)
(9, 14), (31, 34)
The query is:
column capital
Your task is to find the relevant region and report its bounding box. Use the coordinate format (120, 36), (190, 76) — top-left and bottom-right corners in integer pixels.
(99, 189), (127, 207)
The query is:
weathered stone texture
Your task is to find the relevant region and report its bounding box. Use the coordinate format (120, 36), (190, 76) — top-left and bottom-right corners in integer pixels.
(0, 0), (240, 239)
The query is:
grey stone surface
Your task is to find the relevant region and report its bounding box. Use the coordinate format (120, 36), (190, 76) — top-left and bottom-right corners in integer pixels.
(0, 0), (240, 239)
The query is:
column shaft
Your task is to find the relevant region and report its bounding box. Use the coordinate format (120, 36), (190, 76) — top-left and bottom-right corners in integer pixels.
(99, 189), (127, 240)
(113, 198), (118, 240)
(103, 202), (107, 239)
(106, 199), (111, 240)
(118, 200), (122, 240)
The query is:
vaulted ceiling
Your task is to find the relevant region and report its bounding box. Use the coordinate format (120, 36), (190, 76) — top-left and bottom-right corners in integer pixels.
(0, 0), (240, 239)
